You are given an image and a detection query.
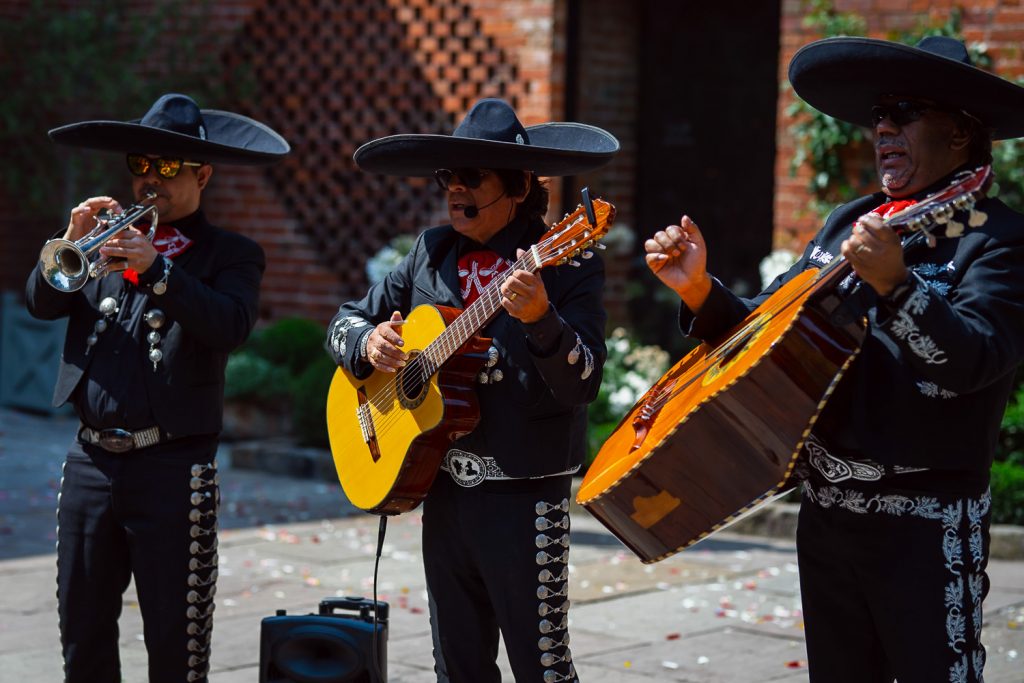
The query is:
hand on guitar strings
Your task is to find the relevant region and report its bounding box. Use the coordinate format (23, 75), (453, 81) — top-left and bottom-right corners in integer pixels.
(366, 311), (408, 373)
(501, 249), (551, 324)
(841, 213), (909, 297)
(644, 215), (713, 313)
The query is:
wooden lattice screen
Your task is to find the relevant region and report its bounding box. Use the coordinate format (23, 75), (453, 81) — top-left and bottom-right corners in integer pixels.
(223, 0), (527, 297)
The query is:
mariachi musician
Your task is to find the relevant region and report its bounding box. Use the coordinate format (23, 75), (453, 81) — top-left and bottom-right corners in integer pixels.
(327, 98), (618, 682)
(27, 93), (288, 683)
(645, 37), (1024, 682)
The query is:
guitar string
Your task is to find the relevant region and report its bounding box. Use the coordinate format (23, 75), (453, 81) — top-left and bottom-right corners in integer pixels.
(630, 185), (984, 421)
(360, 216), (596, 439)
(355, 211), (603, 441)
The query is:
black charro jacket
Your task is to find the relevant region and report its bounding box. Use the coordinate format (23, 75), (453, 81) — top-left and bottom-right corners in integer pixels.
(682, 182), (1024, 475)
(327, 215), (607, 478)
(26, 210), (265, 438)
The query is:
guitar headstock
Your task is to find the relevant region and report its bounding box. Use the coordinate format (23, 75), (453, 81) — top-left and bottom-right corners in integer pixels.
(533, 189), (617, 269)
(886, 165), (993, 243)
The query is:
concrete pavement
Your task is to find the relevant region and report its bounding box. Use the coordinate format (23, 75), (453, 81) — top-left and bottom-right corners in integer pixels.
(2, 407), (1023, 682)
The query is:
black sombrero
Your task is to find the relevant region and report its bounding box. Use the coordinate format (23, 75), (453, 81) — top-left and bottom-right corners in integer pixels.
(353, 98), (619, 177)
(789, 36), (1024, 140)
(48, 93), (290, 164)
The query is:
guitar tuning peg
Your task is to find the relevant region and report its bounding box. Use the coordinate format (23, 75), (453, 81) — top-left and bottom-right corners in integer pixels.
(946, 219), (965, 238)
(593, 242), (607, 250)
(969, 208), (988, 227)
(568, 259), (581, 267)
(581, 250), (593, 259)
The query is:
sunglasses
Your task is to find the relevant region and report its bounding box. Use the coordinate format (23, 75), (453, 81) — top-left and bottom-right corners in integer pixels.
(434, 168), (491, 191)
(869, 101), (940, 127)
(126, 154), (204, 179)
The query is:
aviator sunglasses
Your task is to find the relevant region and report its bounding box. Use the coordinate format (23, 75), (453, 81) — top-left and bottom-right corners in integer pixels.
(434, 168), (491, 191)
(869, 100), (944, 127)
(126, 154), (204, 179)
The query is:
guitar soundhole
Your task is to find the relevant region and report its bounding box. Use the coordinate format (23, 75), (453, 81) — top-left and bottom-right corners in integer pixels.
(719, 328), (757, 367)
(397, 351), (429, 410)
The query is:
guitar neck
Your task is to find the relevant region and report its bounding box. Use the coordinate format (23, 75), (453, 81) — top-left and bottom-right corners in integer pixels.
(418, 250), (540, 375)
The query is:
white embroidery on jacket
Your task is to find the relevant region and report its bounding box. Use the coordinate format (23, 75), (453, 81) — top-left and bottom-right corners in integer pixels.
(328, 315), (370, 356)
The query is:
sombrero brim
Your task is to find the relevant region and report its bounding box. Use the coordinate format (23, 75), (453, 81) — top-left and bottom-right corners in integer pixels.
(353, 122), (619, 177)
(789, 37), (1024, 140)
(48, 110), (290, 165)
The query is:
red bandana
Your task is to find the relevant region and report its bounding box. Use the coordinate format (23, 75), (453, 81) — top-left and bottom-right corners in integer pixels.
(863, 199), (918, 224)
(457, 250), (511, 306)
(123, 223), (195, 284)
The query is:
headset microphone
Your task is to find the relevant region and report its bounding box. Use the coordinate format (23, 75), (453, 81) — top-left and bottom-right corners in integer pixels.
(463, 192), (505, 219)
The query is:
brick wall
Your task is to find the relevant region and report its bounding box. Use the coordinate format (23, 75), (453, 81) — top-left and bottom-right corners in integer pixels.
(570, 0), (640, 327)
(775, 0), (1024, 252)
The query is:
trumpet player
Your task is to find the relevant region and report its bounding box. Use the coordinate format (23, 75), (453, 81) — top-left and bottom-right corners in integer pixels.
(25, 93), (288, 683)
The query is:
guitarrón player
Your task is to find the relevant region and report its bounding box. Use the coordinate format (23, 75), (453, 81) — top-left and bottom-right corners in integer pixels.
(645, 37), (1024, 683)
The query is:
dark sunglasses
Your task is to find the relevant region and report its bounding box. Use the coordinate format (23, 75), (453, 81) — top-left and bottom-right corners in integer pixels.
(434, 168), (491, 191)
(126, 154), (203, 179)
(869, 101), (939, 127)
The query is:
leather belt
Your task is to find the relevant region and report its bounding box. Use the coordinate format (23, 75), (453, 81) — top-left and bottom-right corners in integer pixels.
(440, 448), (580, 488)
(79, 425), (162, 453)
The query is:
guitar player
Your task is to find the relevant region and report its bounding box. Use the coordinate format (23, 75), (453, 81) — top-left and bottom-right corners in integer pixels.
(326, 99), (618, 682)
(645, 37), (1024, 683)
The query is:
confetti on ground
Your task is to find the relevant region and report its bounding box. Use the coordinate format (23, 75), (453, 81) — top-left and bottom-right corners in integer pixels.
(785, 660), (807, 669)
(665, 632), (681, 640)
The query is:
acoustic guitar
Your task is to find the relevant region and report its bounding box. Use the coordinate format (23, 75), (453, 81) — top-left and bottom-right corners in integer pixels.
(577, 166), (993, 563)
(328, 191), (616, 515)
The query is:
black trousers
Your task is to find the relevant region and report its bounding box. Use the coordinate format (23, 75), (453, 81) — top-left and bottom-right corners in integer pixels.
(422, 472), (578, 683)
(797, 472), (990, 683)
(56, 437), (220, 683)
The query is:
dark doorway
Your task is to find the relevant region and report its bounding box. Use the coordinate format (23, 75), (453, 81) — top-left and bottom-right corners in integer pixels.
(635, 2), (780, 337)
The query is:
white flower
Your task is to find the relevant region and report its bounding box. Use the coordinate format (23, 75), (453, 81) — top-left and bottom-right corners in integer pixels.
(759, 249), (799, 289)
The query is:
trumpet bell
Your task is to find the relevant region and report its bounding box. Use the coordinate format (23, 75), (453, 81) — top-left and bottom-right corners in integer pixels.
(39, 239), (90, 292)
(37, 197), (158, 292)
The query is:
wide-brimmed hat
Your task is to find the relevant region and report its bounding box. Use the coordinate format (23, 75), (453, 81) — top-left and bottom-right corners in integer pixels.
(789, 36), (1024, 140)
(353, 98), (619, 177)
(48, 93), (290, 164)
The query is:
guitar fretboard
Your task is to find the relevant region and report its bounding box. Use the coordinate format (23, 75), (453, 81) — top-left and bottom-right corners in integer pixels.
(416, 249), (540, 377)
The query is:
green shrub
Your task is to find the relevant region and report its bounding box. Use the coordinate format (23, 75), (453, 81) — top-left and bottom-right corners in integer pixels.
(291, 354), (336, 448)
(224, 352), (290, 402)
(991, 460), (1024, 526)
(999, 381), (1024, 467)
(247, 317), (328, 376)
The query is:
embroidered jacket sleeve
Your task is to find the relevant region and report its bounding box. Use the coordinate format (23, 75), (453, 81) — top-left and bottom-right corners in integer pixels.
(876, 204), (1024, 394)
(518, 253), (607, 406)
(326, 237), (416, 376)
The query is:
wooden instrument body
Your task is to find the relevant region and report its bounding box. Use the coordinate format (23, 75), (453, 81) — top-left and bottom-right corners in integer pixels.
(577, 268), (865, 562)
(326, 304), (488, 515)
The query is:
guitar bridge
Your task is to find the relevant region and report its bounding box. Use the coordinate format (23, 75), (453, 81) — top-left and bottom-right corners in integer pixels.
(631, 380), (675, 451)
(355, 388), (381, 462)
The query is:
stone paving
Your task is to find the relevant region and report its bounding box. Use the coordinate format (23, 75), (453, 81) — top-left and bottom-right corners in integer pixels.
(2, 407), (1023, 682)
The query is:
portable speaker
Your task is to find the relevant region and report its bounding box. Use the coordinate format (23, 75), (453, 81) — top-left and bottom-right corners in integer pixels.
(259, 596), (389, 683)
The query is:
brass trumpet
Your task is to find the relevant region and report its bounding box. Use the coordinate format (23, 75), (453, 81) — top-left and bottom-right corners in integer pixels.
(39, 192), (159, 292)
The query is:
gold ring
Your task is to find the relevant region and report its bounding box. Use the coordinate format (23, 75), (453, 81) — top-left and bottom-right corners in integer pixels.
(509, 292), (517, 301)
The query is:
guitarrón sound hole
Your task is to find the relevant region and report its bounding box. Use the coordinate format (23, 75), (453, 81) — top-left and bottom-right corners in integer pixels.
(397, 351), (429, 410)
(718, 328), (757, 367)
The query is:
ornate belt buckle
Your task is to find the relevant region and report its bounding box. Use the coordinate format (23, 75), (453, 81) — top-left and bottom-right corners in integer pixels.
(98, 428), (134, 453)
(445, 449), (487, 487)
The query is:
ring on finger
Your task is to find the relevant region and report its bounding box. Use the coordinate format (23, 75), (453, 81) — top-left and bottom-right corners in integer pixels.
(509, 292), (517, 301)
(855, 244), (867, 254)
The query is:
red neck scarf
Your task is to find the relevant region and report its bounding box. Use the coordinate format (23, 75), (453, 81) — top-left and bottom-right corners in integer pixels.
(457, 249), (511, 306)
(123, 223), (194, 284)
